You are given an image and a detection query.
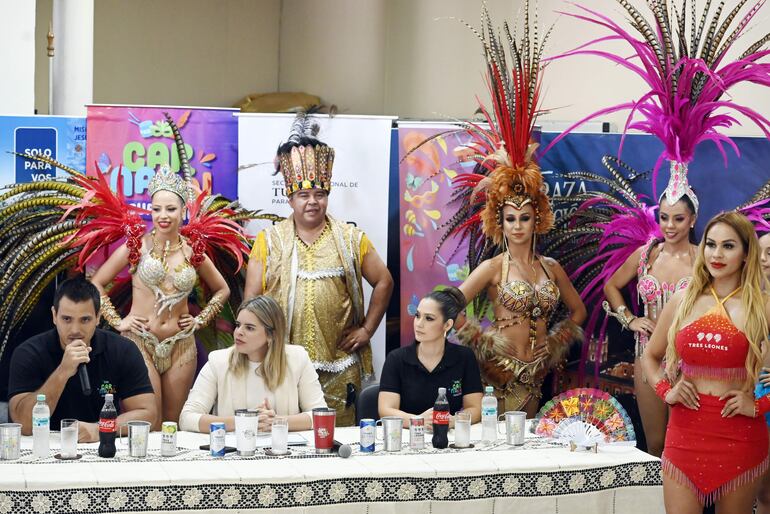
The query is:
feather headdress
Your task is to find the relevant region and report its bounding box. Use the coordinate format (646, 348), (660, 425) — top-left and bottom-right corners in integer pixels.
(544, 1), (770, 209)
(275, 111), (334, 197)
(434, 0), (554, 261)
(543, 156), (660, 372)
(738, 177), (770, 234)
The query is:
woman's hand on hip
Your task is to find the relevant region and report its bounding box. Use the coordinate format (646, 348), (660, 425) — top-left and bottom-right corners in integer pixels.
(665, 378), (699, 409)
(720, 390), (756, 418)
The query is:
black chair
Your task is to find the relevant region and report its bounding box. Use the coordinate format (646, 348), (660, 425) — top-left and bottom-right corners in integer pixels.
(355, 383), (379, 424)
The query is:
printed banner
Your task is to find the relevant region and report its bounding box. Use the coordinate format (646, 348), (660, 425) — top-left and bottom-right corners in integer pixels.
(0, 115), (86, 187)
(86, 105), (239, 208)
(237, 113), (394, 378)
(398, 123), (769, 348)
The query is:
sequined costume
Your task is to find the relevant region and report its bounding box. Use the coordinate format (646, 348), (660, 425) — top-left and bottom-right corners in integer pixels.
(495, 258), (560, 332)
(251, 215), (373, 426)
(634, 238), (691, 356)
(457, 257), (580, 411)
(122, 242), (200, 374)
(662, 288), (769, 506)
(136, 244), (197, 315)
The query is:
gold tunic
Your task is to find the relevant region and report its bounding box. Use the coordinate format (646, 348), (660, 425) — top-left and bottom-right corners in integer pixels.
(250, 215), (373, 425)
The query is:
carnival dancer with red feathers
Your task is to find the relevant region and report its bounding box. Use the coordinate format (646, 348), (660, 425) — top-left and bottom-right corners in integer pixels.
(441, 2), (587, 418)
(542, 0), (770, 510)
(1, 113), (263, 428)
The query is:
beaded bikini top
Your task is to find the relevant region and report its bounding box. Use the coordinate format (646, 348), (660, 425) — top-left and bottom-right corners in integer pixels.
(637, 239), (692, 320)
(136, 237), (196, 315)
(496, 256), (560, 332)
(675, 286), (749, 382)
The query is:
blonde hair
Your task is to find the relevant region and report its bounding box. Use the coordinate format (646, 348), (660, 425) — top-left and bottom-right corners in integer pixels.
(228, 296), (288, 391)
(665, 211), (767, 388)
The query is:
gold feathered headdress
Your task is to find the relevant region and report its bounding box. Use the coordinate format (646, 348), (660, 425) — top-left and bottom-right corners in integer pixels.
(452, 0), (554, 247)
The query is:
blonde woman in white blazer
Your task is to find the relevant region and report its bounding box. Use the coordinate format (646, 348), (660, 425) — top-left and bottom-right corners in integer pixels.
(179, 296), (326, 433)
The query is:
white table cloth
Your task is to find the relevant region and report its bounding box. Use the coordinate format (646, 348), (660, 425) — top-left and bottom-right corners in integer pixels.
(0, 422), (663, 514)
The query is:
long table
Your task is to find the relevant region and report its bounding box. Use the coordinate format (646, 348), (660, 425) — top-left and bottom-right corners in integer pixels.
(0, 422), (663, 513)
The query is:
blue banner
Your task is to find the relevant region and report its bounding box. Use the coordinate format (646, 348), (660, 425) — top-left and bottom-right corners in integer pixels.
(0, 115), (87, 187)
(540, 132), (770, 236)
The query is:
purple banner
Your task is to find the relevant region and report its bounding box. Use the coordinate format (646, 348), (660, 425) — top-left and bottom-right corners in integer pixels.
(86, 105), (238, 208)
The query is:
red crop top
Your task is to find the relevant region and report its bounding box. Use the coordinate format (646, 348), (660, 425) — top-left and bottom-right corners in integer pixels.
(675, 287), (748, 382)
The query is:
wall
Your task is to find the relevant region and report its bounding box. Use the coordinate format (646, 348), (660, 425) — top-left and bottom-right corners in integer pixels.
(380, 0), (770, 136)
(279, 0), (388, 114)
(35, 0), (280, 113)
(0, 0), (36, 115)
(29, 0), (770, 136)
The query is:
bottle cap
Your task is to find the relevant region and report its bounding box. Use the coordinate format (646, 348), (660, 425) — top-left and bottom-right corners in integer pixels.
(485, 386), (494, 393)
(438, 387), (446, 395)
(36, 394), (46, 402)
(105, 393), (113, 401)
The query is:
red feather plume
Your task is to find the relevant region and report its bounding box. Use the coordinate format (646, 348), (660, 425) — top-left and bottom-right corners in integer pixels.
(181, 191), (251, 270)
(61, 164), (148, 270)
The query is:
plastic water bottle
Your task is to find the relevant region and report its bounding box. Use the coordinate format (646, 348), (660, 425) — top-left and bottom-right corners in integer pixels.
(481, 386), (498, 444)
(32, 394), (50, 458)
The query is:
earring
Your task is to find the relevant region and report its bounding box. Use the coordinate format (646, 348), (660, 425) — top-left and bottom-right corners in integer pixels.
(503, 231), (510, 257)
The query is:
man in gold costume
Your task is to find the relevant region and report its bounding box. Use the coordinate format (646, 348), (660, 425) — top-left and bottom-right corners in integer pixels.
(244, 117), (393, 426)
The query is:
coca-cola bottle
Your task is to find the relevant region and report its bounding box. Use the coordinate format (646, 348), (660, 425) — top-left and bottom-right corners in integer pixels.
(98, 393), (117, 458)
(432, 387), (450, 449)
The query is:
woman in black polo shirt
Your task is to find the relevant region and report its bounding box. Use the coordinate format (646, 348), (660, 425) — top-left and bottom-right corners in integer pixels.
(378, 287), (482, 429)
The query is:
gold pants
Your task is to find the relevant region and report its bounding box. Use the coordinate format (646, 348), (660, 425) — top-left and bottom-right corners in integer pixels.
(123, 330), (197, 375)
(317, 364), (360, 427)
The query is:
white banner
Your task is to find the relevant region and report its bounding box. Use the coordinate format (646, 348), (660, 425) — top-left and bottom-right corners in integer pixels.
(237, 113), (394, 379)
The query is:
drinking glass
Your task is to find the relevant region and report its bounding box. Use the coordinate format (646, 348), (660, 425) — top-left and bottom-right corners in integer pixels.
(60, 419), (78, 458)
(454, 411), (471, 448)
(271, 416), (289, 455)
(0, 423), (21, 460)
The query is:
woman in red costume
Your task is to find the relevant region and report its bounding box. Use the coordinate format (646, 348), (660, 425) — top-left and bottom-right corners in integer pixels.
(642, 211), (770, 512)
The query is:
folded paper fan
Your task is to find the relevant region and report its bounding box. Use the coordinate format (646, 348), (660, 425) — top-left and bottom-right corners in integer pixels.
(535, 388), (635, 445)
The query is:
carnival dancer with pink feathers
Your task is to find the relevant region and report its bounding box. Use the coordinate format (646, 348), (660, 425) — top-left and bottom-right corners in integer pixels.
(544, 0), (770, 510)
(433, 1), (587, 418)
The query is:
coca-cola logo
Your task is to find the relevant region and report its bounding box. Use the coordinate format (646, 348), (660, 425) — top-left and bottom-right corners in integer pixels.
(98, 418), (116, 432)
(432, 410), (450, 425)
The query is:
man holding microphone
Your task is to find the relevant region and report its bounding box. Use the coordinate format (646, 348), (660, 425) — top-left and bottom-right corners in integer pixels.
(8, 278), (156, 442)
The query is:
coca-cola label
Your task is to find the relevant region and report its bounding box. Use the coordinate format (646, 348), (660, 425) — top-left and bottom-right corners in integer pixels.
(433, 410), (450, 425)
(99, 418), (116, 433)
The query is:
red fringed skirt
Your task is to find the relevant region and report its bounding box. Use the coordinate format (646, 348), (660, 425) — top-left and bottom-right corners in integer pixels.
(662, 393), (769, 506)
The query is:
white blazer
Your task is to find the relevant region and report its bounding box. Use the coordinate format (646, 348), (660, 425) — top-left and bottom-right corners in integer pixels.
(179, 344), (327, 432)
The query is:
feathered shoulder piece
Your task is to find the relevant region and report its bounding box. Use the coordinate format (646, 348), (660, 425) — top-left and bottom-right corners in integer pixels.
(542, 156), (661, 365)
(13, 155), (148, 272)
(0, 154), (146, 360)
(545, 1), (770, 196)
(163, 113), (253, 270)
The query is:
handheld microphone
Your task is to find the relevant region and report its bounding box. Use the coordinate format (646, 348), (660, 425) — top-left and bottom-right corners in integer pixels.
(332, 440), (352, 458)
(78, 363), (91, 396)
